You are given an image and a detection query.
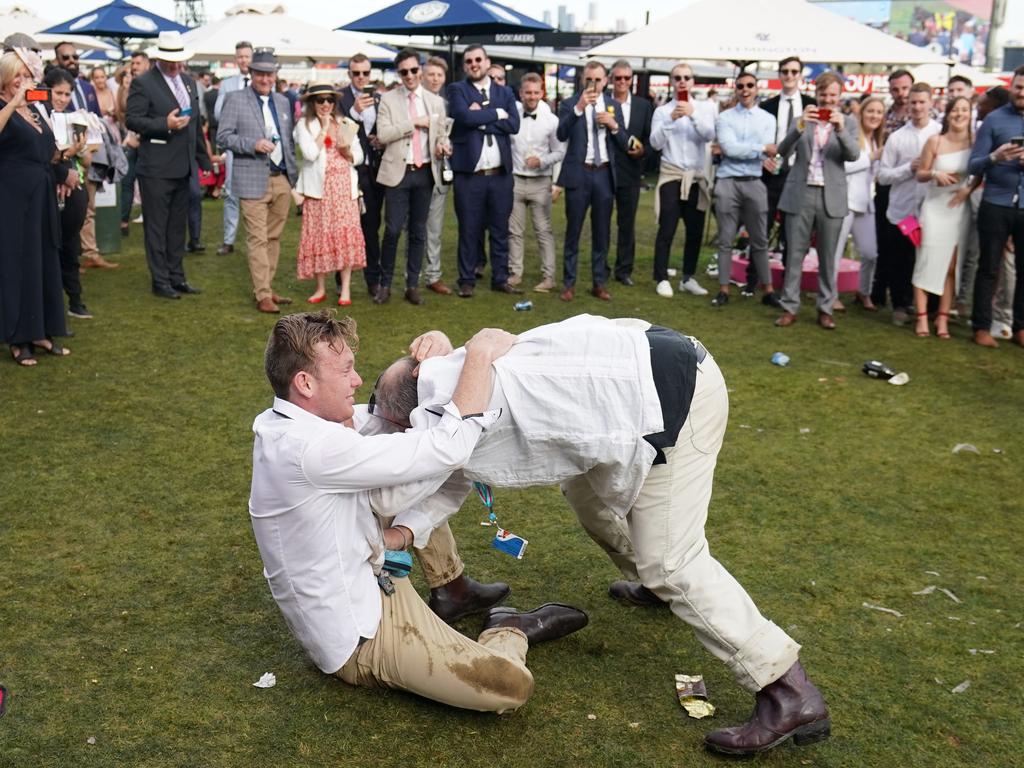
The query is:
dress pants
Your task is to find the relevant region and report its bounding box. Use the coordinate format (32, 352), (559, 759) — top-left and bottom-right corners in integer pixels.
(613, 183), (641, 280)
(139, 174), (190, 290)
(424, 184), (448, 285)
(240, 174), (291, 301)
(715, 178), (770, 287)
(562, 166), (613, 288)
(833, 211), (878, 296)
(187, 172), (203, 247)
(80, 180), (99, 262)
(58, 185), (88, 302)
(509, 174), (556, 282)
(870, 184), (893, 307)
(991, 245), (1017, 330)
(956, 189), (983, 308)
(356, 164), (385, 290)
(563, 351), (799, 694)
(453, 170), (513, 288)
(780, 186), (842, 316)
(973, 201), (1024, 333)
(653, 180), (705, 282)
(381, 166), (433, 290)
(745, 169), (788, 286)
(120, 146), (138, 223)
(878, 218), (916, 311)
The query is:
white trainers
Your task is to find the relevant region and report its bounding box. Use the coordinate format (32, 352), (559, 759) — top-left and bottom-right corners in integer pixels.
(679, 277), (708, 296)
(705, 262), (719, 277)
(655, 280), (674, 298)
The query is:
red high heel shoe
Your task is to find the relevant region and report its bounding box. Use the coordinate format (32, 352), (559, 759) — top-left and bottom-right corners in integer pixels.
(914, 311), (930, 337)
(337, 297), (352, 306)
(307, 293), (326, 304)
(935, 311), (951, 339)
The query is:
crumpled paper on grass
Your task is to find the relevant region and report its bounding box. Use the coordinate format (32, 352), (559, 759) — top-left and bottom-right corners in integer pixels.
(253, 672), (276, 688)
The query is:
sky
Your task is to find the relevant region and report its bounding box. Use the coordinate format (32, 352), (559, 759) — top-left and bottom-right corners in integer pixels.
(28, 0), (1024, 48)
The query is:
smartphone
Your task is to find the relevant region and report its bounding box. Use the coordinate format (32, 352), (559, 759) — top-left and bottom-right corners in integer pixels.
(678, 90), (689, 102)
(180, 106), (193, 117)
(26, 88), (50, 103)
(72, 123), (87, 139)
(628, 135), (643, 152)
(586, 78), (596, 93)
(362, 85), (375, 95)
(1011, 136), (1024, 147)
(817, 108), (832, 121)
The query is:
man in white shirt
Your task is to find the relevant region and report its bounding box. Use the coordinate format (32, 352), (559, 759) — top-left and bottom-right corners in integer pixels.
(371, 315), (831, 757)
(649, 61), (716, 298)
(250, 312), (587, 713)
(212, 40), (252, 256)
(876, 83), (941, 324)
(509, 73), (566, 292)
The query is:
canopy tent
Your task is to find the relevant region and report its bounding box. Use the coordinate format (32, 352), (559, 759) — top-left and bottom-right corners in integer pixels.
(911, 62), (1006, 89)
(182, 4), (394, 64)
(40, 0), (187, 55)
(585, 0), (949, 67)
(0, 5), (117, 55)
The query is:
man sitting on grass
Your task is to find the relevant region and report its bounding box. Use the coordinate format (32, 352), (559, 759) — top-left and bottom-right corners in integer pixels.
(370, 314), (830, 756)
(248, 312), (587, 714)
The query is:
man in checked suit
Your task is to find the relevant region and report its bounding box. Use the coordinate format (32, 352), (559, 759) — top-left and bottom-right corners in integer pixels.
(217, 48), (298, 314)
(447, 44), (522, 298)
(212, 40), (253, 256)
(556, 59), (629, 302)
(126, 31), (211, 300)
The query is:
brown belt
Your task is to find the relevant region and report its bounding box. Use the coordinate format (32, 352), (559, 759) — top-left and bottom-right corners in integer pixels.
(583, 162), (609, 171)
(474, 168), (503, 176)
(406, 163), (427, 171)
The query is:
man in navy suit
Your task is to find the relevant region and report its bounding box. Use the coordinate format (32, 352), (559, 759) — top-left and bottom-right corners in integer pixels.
(556, 60), (628, 302)
(447, 44), (522, 298)
(53, 42), (102, 117)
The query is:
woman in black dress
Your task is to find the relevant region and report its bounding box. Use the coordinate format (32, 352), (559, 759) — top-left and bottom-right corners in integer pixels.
(0, 51), (69, 366)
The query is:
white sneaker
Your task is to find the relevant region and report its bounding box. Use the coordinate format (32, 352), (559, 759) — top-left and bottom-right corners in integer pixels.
(655, 280), (674, 298)
(705, 262), (719, 277)
(991, 320), (1013, 340)
(679, 277), (708, 296)
(666, 268), (678, 278)
(133, 214), (144, 223)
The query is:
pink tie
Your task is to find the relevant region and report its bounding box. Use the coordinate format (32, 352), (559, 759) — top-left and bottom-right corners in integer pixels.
(409, 92), (424, 167)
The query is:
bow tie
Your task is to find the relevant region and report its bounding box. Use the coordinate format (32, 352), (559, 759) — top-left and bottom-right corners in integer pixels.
(524, 112), (537, 120)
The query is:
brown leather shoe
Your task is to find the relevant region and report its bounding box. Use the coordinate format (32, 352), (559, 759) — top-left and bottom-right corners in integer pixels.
(973, 329), (999, 348)
(533, 278), (556, 293)
(404, 287), (424, 305)
(1013, 330), (1024, 348)
(559, 286), (575, 302)
(256, 297), (280, 313)
(427, 280), (452, 295)
(429, 575), (511, 624)
(483, 603), (589, 645)
(272, 294), (292, 305)
(84, 255), (120, 269)
(373, 286), (391, 305)
(817, 312), (836, 330)
(608, 580), (666, 607)
(492, 282), (524, 295)
(367, 282), (379, 298)
(704, 661), (830, 756)
(458, 284), (475, 298)
(591, 285), (612, 301)
(774, 312), (797, 327)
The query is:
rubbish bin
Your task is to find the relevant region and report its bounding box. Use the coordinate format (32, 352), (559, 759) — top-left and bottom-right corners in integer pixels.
(94, 180), (121, 255)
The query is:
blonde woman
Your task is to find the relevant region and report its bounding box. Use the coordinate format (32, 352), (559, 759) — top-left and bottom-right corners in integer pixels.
(833, 95), (885, 311)
(90, 66), (116, 119)
(293, 83), (366, 305)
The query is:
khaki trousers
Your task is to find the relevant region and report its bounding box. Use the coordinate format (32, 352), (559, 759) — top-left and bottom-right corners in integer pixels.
(414, 521), (465, 589)
(508, 175), (556, 281)
(240, 175), (292, 301)
(80, 180), (99, 261)
(337, 577), (534, 713)
(562, 352), (800, 694)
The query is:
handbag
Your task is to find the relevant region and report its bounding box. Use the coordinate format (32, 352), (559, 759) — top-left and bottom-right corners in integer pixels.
(897, 214), (922, 247)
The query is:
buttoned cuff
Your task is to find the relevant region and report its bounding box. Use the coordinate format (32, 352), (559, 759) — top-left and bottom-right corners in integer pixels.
(496, 108), (509, 120)
(392, 508), (433, 546)
(439, 400), (501, 429)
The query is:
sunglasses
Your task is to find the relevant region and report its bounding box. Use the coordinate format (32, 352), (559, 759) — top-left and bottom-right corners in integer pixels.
(465, 56), (485, 64)
(314, 96), (334, 104)
(61, 53), (80, 60)
(613, 75), (632, 81)
(350, 69), (370, 77)
(398, 67), (420, 76)
(780, 68), (801, 75)
(736, 82), (757, 90)
(673, 74), (694, 82)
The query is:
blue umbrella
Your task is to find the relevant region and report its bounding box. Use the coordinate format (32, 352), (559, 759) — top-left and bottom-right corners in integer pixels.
(42, 0), (188, 55)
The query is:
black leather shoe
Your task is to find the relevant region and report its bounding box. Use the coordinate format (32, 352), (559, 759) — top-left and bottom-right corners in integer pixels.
(608, 580), (667, 607)
(761, 292), (782, 308)
(404, 287), (424, 305)
(474, 266), (486, 280)
(483, 603), (589, 646)
(458, 284), (475, 298)
(711, 291), (730, 307)
(216, 244), (233, 255)
(616, 275), (635, 286)
(367, 282), (379, 298)
(429, 575), (511, 623)
(373, 286), (391, 304)
(152, 285), (181, 300)
(172, 282), (202, 295)
(705, 661), (830, 756)
(186, 242), (206, 253)
(492, 283), (524, 295)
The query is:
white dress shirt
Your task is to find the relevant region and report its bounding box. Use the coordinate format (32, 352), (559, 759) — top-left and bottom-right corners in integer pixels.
(214, 72), (250, 121)
(774, 91), (802, 145)
(408, 315), (665, 531)
(511, 99), (565, 176)
(878, 119), (941, 225)
(650, 98), (716, 171)
(573, 94), (613, 164)
(249, 396), (496, 674)
(472, 76), (506, 172)
(618, 93), (632, 132)
(347, 84), (377, 136)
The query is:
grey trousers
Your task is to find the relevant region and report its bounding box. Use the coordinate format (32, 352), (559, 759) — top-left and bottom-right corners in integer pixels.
(993, 244), (1017, 329)
(508, 174), (556, 281)
(781, 186), (843, 315)
(715, 177), (770, 286)
(956, 188), (982, 308)
(424, 184), (448, 284)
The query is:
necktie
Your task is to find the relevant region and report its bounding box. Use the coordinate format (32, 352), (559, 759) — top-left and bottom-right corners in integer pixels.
(591, 104), (602, 165)
(786, 97), (796, 131)
(170, 76), (190, 111)
(243, 76), (250, 89)
(73, 81), (85, 110)
(261, 96), (284, 166)
(480, 88), (493, 147)
(408, 91), (424, 167)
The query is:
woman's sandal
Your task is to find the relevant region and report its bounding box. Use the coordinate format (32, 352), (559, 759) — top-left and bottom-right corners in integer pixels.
(935, 311), (951, 340)
(34, 338), (71, 357)
(914, 312), (930, 338)
(10, 344), (36, 367)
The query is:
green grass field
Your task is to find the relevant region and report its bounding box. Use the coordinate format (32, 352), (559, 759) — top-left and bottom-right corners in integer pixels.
(2, 191), (1022, 767)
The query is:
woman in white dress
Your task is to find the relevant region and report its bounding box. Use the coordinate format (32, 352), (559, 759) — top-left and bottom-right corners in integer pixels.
(912, 96), (974, 338)
(833, 96), (885, 311)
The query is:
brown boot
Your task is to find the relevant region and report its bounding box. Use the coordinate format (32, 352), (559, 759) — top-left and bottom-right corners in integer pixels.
(704, 661), (830, 756)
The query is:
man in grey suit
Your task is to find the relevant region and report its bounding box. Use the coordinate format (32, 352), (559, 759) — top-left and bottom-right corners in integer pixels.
(217, 48), (298, 314)
(212, 40), (253, 256)
(773, 72), (859, 330)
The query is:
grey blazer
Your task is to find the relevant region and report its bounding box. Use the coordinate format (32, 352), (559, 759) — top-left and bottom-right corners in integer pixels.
(216, 88), (298, 199)
(777, 114), (860, 218)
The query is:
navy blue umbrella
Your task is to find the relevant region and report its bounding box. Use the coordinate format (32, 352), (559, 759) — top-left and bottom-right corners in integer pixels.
(42, 0), (188, 55)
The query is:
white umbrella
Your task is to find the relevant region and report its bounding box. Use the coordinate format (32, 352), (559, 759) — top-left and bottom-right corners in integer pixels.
(585, 0), (948, 66)
(181, 4), (394, 64)
(911, 62), (1005, 89)
(0, 4), (118, 54)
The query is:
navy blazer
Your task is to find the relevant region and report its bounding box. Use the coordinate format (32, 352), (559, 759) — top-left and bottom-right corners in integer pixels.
(609, 95), (653, 188)
(555, 93), (628, 189)
(73, 76), (102, 117)
(339, 85), (381, 171)
(447, 78), (519, 174)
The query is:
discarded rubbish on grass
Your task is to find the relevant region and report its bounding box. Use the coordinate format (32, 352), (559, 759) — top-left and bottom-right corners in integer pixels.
(862, 601), (903, 617)
(675, 674), (715, 719)
(253, 672), (276, 689)
(770, 352), (790, 367)
(888, 372), (910, 386)
(938, 588), (962, 604)
(952, 443), (981, 455)
(799, 427), (812, 434)
(587, 713), (597, 721)
(913, 585), (937, 595)
(951, 680), (971, 694)
(968, 649), (995, 655)
(862, 360), (896, 379)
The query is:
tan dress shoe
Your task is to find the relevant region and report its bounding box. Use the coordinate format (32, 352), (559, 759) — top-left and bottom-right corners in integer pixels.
(427, 280), (453, 295)
(84, 255), (120, 269)
(272, 294), (293, 305)
(774, 312), (797, 327)
(507, 274), (522, 287)
(559, 286), (574, 302)
(257, 297), (280, 313)
(817, 312), (836, 330)
(533, 278), (556, 293)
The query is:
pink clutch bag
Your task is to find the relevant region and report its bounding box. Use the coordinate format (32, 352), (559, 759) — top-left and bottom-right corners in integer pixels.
(897, 215), (922, 247)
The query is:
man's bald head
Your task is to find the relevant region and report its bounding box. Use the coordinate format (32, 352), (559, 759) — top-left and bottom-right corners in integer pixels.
(372, 356), (419, 427)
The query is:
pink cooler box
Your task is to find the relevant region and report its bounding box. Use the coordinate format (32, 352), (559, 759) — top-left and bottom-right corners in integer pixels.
(730, 250), (861, 293)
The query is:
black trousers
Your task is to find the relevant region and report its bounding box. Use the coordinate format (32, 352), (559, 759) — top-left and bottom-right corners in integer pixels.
(59, 186), (88, 301)
(974, 201), (1024, 332)
(878, 217), (916, 311)
(381, 166), (433, 289)
(187, 172), (202, 247)
(871, 185), (892, 307)
(613, 184), (641, 280)
(355, 165), (385, 289)
(653, 181), (705, 282)
(138, 174), (190, 290)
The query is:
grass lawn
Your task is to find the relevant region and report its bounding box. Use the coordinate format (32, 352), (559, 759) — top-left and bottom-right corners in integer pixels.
(2, 189), (1022, 767)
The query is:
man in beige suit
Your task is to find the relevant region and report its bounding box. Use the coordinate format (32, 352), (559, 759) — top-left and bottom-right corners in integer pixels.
(375, 48), (449, 305)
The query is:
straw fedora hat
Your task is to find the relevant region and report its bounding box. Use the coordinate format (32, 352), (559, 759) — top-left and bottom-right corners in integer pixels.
(148, 31), (192, 63)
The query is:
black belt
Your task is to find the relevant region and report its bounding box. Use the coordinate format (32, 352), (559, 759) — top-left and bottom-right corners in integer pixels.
(474, 167), (504, 176)
(723, 175), (761, 182)
(406, 163), (428, 171)
(269, 168), (285, 176)
(583, 162), (609, 170)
